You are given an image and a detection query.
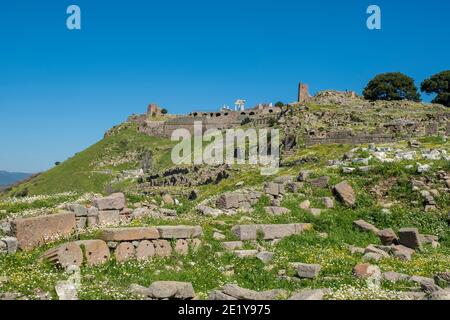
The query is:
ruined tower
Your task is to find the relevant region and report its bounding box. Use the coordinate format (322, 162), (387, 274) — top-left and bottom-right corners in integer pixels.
(298, 83), (310, 103)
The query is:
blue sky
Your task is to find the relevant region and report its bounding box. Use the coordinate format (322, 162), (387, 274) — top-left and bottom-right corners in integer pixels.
(0, 0), (449, 172)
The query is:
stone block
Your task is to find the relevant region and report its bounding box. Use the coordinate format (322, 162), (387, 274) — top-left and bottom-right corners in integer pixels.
(156, 226), (202, 239)
(93, 193), (126, 210)
(100, 227), (160, 241)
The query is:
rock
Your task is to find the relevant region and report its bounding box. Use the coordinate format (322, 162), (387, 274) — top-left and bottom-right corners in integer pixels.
(216, 194), (240, 209)
(153, 240), (172, 257)
(391, 245), (415, 261)
(41, 242), (84, 268)
(147, 281), (195, 300)
(382, 272), (410, 282)
(322, 197), (334, 209)
(114, 242), (135, 262)
(264, 207), (290, 215)
(434, 272), (450, 286)
(1, 237), (18, 254)
(365, 245), (390, 258)
(353, 219), (379, 234)
(100, 227), (160, 241)
(221, 284), (287, 300)
(264, 182), (283, 196)
(353, 263), (381, 279)
(409, 275), (435, 287)
(188, 238), (202, 251)
(286, 182), (302, 193)
(136, 240), (155, 260)
(11, 212), (76, 251)
(231, 223), (312, 241)
(156, 226), (202, 239)
(398, 228), (422, 249)
(289, 289), (326, 300)
(93, 193), (125, 210)
(417, 164), (431, 173)
(333, 181), (356, 206)
(378, 228), (399, 245)
(297, 170), (311, 182)
(299, 200), (311, 210)
(213, 232), (226, 241)
(196, 205), (223, 218)
(308, 208), (322, 217)
(67, 204), (87, 217)
(349, 245), (365, 254)
(310, 176), (330, 188)
(222, 241), (243, 251)
(256, 251), (274, 264)
(234, 250), (258, 258)
(76, 217), (87, 230)
(162, 194), (174, 205)
(97, 210), (120, 226)
(174, 239), (189, 255)
(55, 281), (78, 300)
(295, 263), (322, 279)
(420, 281), (442, 293)
(131, 207), (154, 219)
(75, 240), (110, 266)
(429, 289), (450, 300)
(343, 167), (356, 174)
(129, 284), (153, 298)
(208, 290), (238, 300)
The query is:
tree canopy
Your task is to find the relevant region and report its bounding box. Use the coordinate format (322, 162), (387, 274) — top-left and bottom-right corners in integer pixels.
(421, 70), (450, 107)
(363, 72), (421, 102)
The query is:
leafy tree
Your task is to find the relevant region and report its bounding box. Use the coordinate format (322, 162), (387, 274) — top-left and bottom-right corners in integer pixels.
(161, 108), (168, 114)
(54, 162), (61, 166)
(363, 72), (421, 102)
(421, 70), (450, 107)
(275, 101), (284, 108)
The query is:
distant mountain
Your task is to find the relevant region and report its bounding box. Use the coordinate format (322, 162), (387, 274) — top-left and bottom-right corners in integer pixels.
(0, 171), (33, 186)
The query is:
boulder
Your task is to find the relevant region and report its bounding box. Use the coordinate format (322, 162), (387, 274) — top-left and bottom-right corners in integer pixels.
(136, 240), (155, 260)
(93, 193), (125, 210)
(208, 290), (238, 300)
(41, 242), (84, 268)
(256, 251), (274, 264)
(100, 227), (160, 241)
(353, 219), (379, 234)
(153, 240), (172, 257)
(391, 245), (415, 261)
(398, 228), (422, 249)
(75, 240), (110, 266)
(353, 263), (381, 279)
(294, 263), (321, 279)
(213, 232), (226, 241)
(222, 241), (243, 251)
(174, 239), (189, 255)
(322, 197), (334, 209)
(12, 212), (76, 251)
(147, 281), (195, 300)
(364, 245), (390, 258)
(299, 200), (311, 210)
(308, 208), (322, 217)
(55, 281), (78, 300)
(297, 170), (311, 182)
(333, 181), (356, 206)
(196, 205), (223, 218)
(234, 250), (258, 258)
(382, 271), (410, 282)
(310, 176), (330, 188)
(156, 226), (202, 239)
(378, 228), (399, 245)
(114, 242), (135, 262)
(1, 237), (18, 254)
(221, 284), (287, 300)
(216, 194), (239, 209)
(289, 289), (326, 300)
(264, 207), (290, 215)
(264, 182), (281, 196)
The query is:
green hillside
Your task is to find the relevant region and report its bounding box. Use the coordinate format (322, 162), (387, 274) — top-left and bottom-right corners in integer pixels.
(4, 123), (175, 197)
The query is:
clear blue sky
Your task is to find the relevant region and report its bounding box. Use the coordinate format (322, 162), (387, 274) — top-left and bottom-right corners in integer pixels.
(0, 0), (449, 172)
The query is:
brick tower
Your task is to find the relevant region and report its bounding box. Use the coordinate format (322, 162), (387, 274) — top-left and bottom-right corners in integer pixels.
(298, 83), (310, 103)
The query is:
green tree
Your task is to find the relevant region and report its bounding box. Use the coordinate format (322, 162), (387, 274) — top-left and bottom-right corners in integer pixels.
(421, 70), (450, 107)
(161, 108), (168, 114)
(363, 72), (421, 102)
(275, 101), (284, 108)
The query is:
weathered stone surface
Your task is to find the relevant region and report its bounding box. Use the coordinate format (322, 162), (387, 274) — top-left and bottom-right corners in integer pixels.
(234, 250), (258, 258)
(289, 289), (326, 300)
(382, 271), (410, 282)
(216, 194), (239, 209)
(308, 208), (322, 217)
(147, 281), (195, 300)
(353, 219), (379, 234)
(136, 240), (155, 260)
(129, 284), (153, 298)
(391, 245), (415, 261)
(93, 193), (125, 210)
(364, 245), (390, 258)
(114, 242), (135, 262)
(353, 263), (381, 279)
(76, 217), (87, 230)
(274, 176), (294, 184)
(174, 239), (189, 255)
(435, 272), (450, 285)
(67, 204), (87, 217)
(256, 251), (274, 264)
(188, 238), (202, 251)
(333, 181), (356, 206)
(231, 223), (312, 241)
(222, 241), (243, 251)
(310, 176), (330, 188)
(221, 284), (287, 300)
(231, 225), (258, 241)
(363, 252), (384, 262)
(55, 281), (78, 300)
(409, 275), (435, 287)
(264, 182), (281, 196)
(1, 237), (18, 254)
(98, 210), (120, 226)
(12, 212), (76, 251)
(264, 207), (290, 215)
(378, 228), (399, 245)
(153, 240), (172, 257)
(322, 197), (334, 209)
(100, 227), (160, 241)
(131, 207), (154, 219)
(156, 226), (202, 239)
(295, 263), (321, 279)
(75, 240), (110, 266)
(41, 242), (84, 268)
(398, 228), (422, 249)
(208, 290), (238, 300)
(196, 205), (223, 218)
(297, 170), (311, 182)
(429, 289), (450, 300)
(162, 194), (174, 205)
(299, 200), (311, 210)
(213, 232), (226, 240)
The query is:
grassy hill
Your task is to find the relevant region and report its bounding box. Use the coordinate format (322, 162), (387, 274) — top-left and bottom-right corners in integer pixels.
(3, 123), (175, 197)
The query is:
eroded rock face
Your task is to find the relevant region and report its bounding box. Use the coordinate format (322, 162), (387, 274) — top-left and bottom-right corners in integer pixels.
(12, 212), (76, 251)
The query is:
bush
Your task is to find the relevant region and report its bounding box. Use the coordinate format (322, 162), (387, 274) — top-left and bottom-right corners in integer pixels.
(363, 72), (421, 102)
(275, 101), (284, 108)
(421, 70), (450, 107)
(161, 108), (168, 114)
